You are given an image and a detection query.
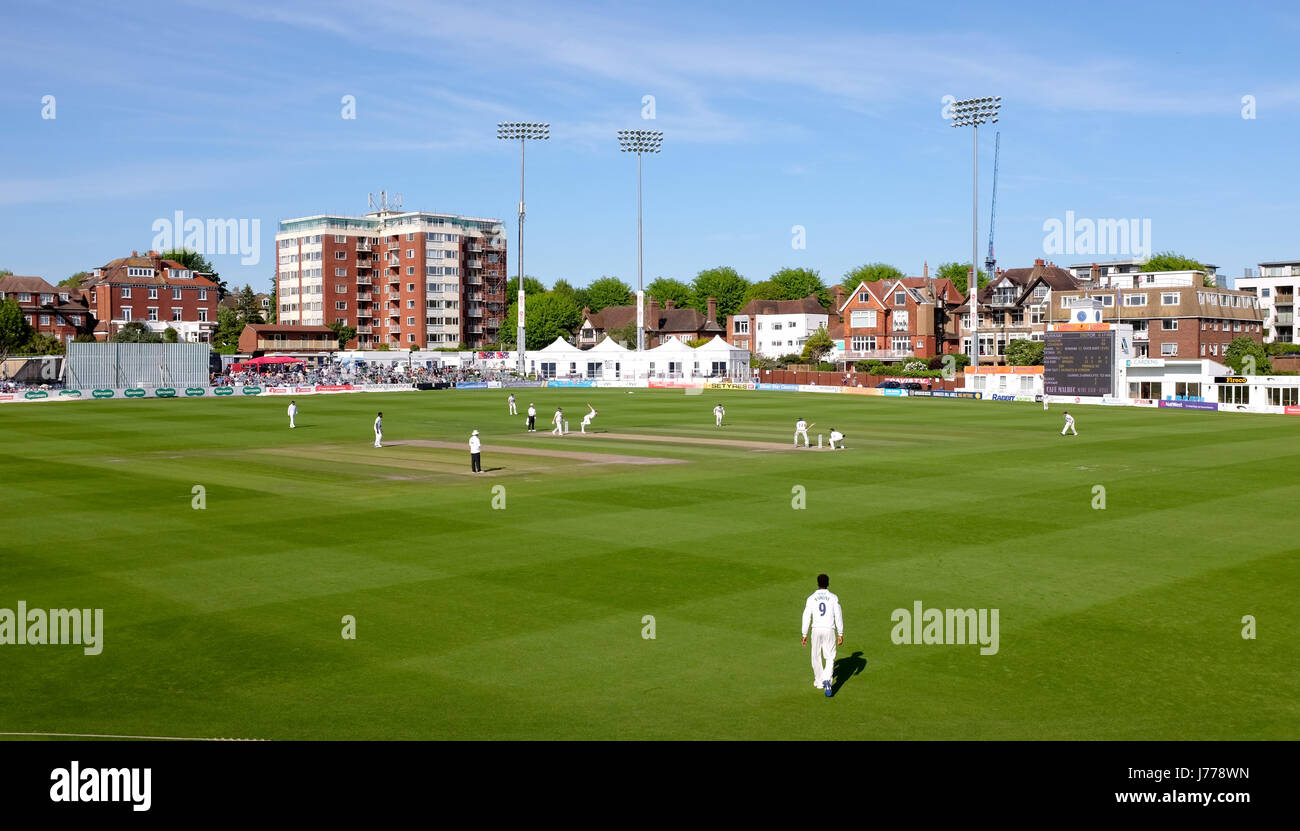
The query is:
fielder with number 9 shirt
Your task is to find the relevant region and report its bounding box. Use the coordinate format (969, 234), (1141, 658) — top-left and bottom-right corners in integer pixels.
(801, 573), (844, 697)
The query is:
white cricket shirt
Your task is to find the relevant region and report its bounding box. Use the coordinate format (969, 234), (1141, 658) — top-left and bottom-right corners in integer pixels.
(802, 589), (844, 636)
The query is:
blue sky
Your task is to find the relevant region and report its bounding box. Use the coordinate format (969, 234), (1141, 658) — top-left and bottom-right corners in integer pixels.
(2, 0), (1298, 292)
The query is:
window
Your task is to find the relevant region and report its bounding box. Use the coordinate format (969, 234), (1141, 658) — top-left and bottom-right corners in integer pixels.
(1160, 342), (1178, 356)
(408, 317), (415, 325)
(1175, 382), (1201, 399)
(335, 251), (347, 259)
(1160, 292), (1178, 306)
(1262, 287), (1271, 297)
(407, 267), (415, 276)
(1124, 294), (1147, 306)
(17, 292), (31, 302)
(1031, 308), (1044, 324)
(335, 268), (347, 277)
(40, 314), (50, 326)
(1268, 387), (1298, 406)
(1161, 319), (1178, 330)
(336, 301), (347, 310)
(850, 310), (877, 328)
(147, 307), (158, 321)
(406, 234), (414, 242)
(121, 287), (132, 298)
(406, 249), (415, 258)
(198, 309), (208, 322)
(126, 267), (154, 278)
(172, 308), (182, 321)
(734, 317), (749, 334)
(892, 336), (909, 351)
(1218, 384), (1249, 405)
(1099, 295), (1114, 307)
(408, 284), (415, 292)
(892, 310), (909, 331)
(407, 300), (415, 309)
(894, 291), (906, 306)
(851, 336), (875, 351)
(121, 306), (133, 320)
(198, 289), (207, 300)
(857, 291), (870, 303)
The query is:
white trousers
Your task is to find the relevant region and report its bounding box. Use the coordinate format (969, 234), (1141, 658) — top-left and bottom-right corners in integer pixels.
(581, 417), (593, 432)
(509, 403), (517, 414)
(1062, 423), (1077, 435)
(829, 437), (841, 449)
(552, 422), (563, 435)
(715, 414), (723, 425)
(289, 415), (295, 428)
(810, 628), (836, 685)
(794, 429), (809, 446)
(374, 430), (383, 446)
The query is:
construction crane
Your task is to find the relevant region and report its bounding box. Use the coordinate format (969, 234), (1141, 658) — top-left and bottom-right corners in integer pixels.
(984, 132), (1000, 282)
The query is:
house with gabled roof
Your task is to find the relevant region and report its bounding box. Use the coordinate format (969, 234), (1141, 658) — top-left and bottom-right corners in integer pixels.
(836, 267), (963, 363)
(954, 258), (1080, 363)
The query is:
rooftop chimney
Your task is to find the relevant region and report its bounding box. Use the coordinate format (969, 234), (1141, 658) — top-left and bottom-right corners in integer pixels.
(581, 306), (591, 318)
(923, 261), (929, 280)
(706, 296), (717, 322)
(647, 296), (659, 328)
(665, 298), (675, 310)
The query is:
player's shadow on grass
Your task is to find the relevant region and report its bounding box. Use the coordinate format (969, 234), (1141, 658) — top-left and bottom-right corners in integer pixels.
(831, 652), (866, 695)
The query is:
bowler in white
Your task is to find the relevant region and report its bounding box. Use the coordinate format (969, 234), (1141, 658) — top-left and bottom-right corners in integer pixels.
(713, 404), (725, 426)
(374, 412), (383, 447)
(287, 400), (298, 429)
(801, 573), (844, 696)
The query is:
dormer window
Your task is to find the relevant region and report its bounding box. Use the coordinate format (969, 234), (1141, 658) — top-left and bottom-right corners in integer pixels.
(894, 291), (906, 305)
(127, 267), (155, 278)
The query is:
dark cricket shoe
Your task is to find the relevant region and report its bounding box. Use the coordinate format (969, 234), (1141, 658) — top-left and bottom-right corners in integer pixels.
(823, 680), (832, 697)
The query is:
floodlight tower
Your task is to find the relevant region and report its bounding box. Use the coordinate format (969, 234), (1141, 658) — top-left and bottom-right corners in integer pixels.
(497, 121), (549, 372)
(950, 96), (1000, 369)
(616, 129), (663, 352)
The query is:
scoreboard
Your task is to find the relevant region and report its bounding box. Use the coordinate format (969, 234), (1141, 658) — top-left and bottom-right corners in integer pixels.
(1044, 330), (1115, 397)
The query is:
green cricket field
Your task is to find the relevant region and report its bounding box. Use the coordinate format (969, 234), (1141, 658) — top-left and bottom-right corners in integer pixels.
(1, 389), (1296, 739)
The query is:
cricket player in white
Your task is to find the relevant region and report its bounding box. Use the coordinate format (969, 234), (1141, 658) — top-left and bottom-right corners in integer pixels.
(581, 404), (598, 433)
(801, 573), (844, 696)
(374, 412), (383, 447)
(552, 407), (564, 435)
(713, 404), (725, 426)
(1061, 411), (1077, 436)
(1042, 393), (1049, 411)
(828, 428), (844, 449)
(794, 417), (811, 448)
(508, 394), (517, 415)
(288, 400), (298, 429)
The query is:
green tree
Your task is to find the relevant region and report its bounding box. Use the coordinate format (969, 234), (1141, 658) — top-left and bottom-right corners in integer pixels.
(506, 276), (548, 296)
(605, 321), (637, 348)
(59, 271), (92, 288)
(1004, 338), (1045, 366)
(1223, 336), (1272, 375)
(937, 262), (989, 295)
(800, 325), (834, 362)
(0, 298), (33, 361)
(742, 280), (786, 307)
(646, 277), (694, 309)
(113, 321), (162, 343)
(25, 332), (65, 355)
(267, 274), (278, 324)
(1142, 251), (1215, 286)
(161, 248), (226, 298)
(162, 326), (179, 343)
(842, 263), (904, 293)
(235, 285), (265, 324)
(211, 306), (244, 350)
(326, 320), (357, 349)
(770, 266), (830, 306)
(583, 277), (633, 312)
(551, 279), (590, 312)
(522, 292), (582, 349)
(690, 266), (751, 323)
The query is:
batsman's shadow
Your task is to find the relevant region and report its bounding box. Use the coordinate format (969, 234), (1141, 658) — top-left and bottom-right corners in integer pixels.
(831, 651), (867, 695)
